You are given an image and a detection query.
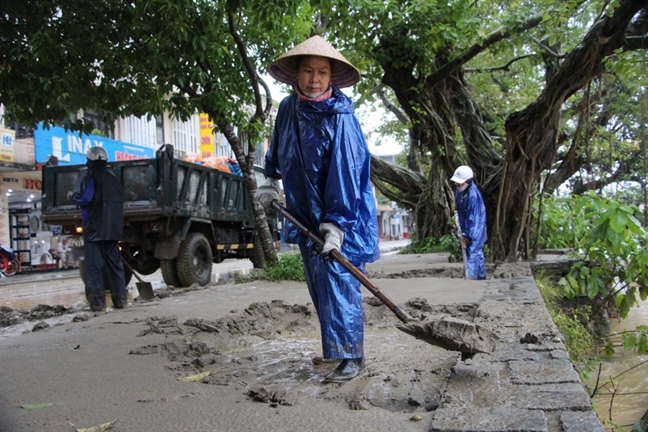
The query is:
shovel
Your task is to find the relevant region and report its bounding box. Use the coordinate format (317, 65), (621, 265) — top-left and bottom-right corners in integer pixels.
(270, 201), (497, 356)
(121, 258), (155, 300)
(461, 241), (470, 279)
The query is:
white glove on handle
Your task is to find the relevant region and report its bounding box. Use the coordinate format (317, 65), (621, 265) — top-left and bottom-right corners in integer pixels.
(254, 178), (280, 213)
(319, 222), (344, 259)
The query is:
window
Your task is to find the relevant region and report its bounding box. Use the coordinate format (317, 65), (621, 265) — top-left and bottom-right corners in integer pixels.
(123, 115), (158, 148)
(215, 133), (232, 157)
(81, 110), (114, 138)
(172, 117), (197, 155)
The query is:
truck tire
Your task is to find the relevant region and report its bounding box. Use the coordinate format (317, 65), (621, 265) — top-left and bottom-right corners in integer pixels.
(161, 259), (182, 288)
(176, 232), (212, 287)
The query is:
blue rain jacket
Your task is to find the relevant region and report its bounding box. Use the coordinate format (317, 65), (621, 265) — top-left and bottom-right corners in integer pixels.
(265, 87), (380, 359)
(455, 180), (487, 280)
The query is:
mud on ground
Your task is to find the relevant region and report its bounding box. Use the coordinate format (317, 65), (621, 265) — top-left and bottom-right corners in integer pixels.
(0, 260), (511, 417)
(128, 297), (478, 413)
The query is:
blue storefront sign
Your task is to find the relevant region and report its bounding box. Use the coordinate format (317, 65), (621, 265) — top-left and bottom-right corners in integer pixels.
(34, 124), (154, 165)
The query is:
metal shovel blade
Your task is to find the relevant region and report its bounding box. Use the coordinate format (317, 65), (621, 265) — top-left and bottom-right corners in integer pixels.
(122, 258), (154, 300)
(270, 201), (497, 357)
(135, 281), (154, 301)
(396, 316), (498, 356)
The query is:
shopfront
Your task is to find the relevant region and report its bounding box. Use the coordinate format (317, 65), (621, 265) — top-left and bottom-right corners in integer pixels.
(0, 125), (154, 272)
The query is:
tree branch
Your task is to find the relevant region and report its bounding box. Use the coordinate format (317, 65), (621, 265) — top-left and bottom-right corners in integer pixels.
(624, 36), (648, 50)
(227, 11), (265, 121)
(428, 13), (544, 83)
(375, 85), (409, 125)
(464, 54), (535, 73)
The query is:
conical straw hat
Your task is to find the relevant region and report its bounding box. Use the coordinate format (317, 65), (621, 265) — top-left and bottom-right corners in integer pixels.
(268, 35), (360, 88)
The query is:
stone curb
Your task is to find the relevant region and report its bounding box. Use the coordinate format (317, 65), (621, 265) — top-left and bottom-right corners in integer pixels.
(429, 262), (604, 432)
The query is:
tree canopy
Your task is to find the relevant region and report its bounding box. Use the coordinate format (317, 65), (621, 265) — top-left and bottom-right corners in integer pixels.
(1, 0), (317, 264)
(321, 0), (647, 260)
(1, 0), (647, 262)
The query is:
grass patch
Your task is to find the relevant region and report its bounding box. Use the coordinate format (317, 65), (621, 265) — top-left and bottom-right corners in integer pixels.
(236, 252), (306, 283)
(535, 272), (596, 372)
(400, 235), (461, 259)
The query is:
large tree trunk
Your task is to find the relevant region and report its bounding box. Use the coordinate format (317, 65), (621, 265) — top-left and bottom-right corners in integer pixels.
(372, 0), (645, 261)
(210, 113), (277, 268)
(380, 56), (464, 240)
(414, 158), (455, 240)
(492, 0), (645, 262)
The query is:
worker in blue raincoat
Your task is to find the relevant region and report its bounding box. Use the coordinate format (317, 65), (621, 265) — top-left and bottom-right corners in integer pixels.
(451, 165), (487, 280)
(255, 35), (379, 383)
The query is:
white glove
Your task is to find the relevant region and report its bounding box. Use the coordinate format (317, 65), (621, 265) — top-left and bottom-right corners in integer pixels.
(319, 222), (344, 259)
(254, 178), (280, 213)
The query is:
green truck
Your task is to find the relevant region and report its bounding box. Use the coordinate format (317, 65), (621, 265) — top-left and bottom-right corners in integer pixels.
(41, 144), (279, 288)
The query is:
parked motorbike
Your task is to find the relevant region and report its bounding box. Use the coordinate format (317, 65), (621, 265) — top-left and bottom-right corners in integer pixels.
(0, 245), (21, 276)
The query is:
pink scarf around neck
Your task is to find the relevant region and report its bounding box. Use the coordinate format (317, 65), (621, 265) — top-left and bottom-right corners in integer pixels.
(295, 84), (333, 102)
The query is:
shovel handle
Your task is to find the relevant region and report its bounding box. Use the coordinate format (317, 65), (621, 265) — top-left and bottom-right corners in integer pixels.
(121, 257), (145, 284)
(271, 201), (411, 323)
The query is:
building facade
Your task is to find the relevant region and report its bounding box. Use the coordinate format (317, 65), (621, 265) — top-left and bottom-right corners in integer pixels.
(0, 108), (271, 271)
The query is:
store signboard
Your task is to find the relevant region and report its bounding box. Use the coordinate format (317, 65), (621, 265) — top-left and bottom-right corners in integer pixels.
(1, 171), (43, 191)
(0, 127), (16, 162)
(199, 113), (215, 158)
(34, 124), (154, 165)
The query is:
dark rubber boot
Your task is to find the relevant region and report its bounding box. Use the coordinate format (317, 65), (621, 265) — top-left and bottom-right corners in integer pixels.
(312, 357), (337, 365)
(322, 358), (365, 383)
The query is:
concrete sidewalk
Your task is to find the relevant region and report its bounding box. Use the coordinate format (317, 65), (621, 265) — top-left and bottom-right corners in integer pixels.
(0, 239), (413, 288)
(0, 249), (603, 432)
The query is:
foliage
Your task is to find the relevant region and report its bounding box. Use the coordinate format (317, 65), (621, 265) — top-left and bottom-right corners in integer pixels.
(534, 194), (589, 249)
(236, 252), (305, 283)
(400, 235), (462, 261)
(559, 193), (648, 311)
(536, 273), (596, 370)
(558, 192), (648, 355)
(0, 0), (311, 132)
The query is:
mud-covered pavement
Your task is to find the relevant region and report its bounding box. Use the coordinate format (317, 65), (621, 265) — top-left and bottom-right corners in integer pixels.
(0, 250), (601, 432)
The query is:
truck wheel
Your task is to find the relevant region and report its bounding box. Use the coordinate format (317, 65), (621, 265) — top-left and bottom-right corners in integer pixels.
(161, 259), (182, 288)
(176, 232), (212, 287)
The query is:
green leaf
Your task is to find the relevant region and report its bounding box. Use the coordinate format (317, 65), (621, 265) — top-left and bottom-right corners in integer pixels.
(630, 419), (647, 432)
(638, 333), (648, 355)
(20, 402), (53, 409)
(622, 332), (636, 350)
(618, 295), (631, 318)
(608, 208), (628, 233)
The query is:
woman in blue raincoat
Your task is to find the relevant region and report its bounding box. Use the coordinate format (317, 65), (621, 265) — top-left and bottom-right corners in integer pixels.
(255, 36), (379, 382)
(450, 165), (487, 280)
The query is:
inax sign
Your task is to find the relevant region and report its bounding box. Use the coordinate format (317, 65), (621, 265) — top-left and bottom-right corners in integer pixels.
(34, 124), (154, 165)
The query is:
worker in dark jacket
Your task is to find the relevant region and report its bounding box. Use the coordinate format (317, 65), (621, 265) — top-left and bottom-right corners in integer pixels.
(451, 165), (487, 280)
(68, 146), (126, 311)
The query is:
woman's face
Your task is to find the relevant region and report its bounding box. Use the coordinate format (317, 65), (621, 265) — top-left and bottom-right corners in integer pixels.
(296, 55), (331, 97)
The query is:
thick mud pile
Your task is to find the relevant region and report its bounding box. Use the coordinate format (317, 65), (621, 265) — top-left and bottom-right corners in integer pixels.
(0, 284), (207, 332)
(129, 298), (481, 413)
